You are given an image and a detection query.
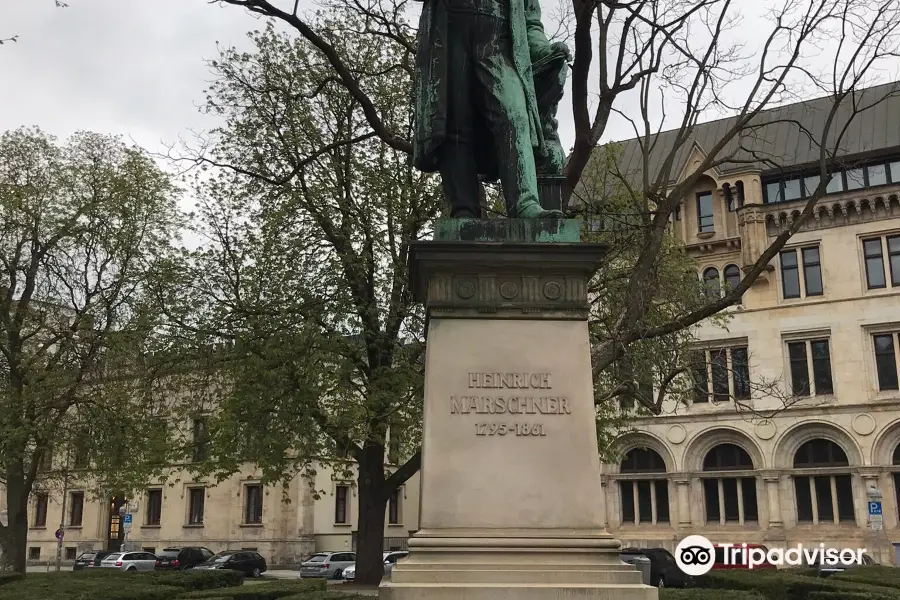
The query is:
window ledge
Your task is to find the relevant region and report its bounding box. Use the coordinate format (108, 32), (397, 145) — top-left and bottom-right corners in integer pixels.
(183, 524), (205, 529)
(388, 523), (405, 528)
(332, 523), (352, 528)
(29, 527), (47, 531)
(65, 526), (83, 530)
(140, 525), (161, 529)
(697, 231), (716, 239)
(239, 523), (264, 528)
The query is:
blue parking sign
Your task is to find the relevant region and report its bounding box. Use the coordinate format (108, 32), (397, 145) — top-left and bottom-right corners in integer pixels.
(123, 513), (133, 525)
(869, 501), (883, 516)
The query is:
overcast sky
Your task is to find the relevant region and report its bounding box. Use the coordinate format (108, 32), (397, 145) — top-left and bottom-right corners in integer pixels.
(2, 1), (899, 161)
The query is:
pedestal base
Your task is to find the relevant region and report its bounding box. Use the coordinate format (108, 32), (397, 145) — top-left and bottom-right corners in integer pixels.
(380, 529), (656, 599)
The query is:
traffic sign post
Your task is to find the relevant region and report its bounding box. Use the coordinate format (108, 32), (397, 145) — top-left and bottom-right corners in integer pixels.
(868, 486), (884, 532)
(123, 513), (133, 528)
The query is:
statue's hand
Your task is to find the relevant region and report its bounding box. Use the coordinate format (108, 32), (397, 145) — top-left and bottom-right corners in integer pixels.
(549, 41), (571, 62)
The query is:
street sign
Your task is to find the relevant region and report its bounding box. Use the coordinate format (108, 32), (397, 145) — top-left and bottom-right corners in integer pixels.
(122, 513), (133, 528)
(54, 529), (63, 540)
(869, 501), (883, 516)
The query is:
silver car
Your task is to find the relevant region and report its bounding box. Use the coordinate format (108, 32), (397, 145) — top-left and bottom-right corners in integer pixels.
(99, 551), (157, 571)
(299, 551), (355, 579)
(344, 551), (408, 581)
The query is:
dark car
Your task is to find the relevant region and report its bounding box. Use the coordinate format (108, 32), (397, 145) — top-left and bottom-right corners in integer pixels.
(154, 546), (215, 570)
(194, 550), (267, 578)
(73, 551), (113, 571)
(620, 547), (691, 588)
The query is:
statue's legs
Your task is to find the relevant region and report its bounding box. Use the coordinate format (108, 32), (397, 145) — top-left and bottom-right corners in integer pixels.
(440, 13), (561, 219)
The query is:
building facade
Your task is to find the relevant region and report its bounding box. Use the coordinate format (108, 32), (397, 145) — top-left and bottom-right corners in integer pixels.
(1, 463), (421, 565)
(602, 83), (900, 565)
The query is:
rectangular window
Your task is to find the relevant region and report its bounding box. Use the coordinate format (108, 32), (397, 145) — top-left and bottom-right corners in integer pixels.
(826, 172), (844, 194)
(147, 489), (162, 526)
(703, 479), (720, 522)
(620, 481), (635, 523)
(742, 478), (759, 521)
(65, 547), (77, 561)
(731, 347), (751, 400)
(765, 181), (783, 203)
(794, 476), (814, 522)
(810, 340), (834, 395)
(28, 547), (40, 560)
(69, 492), (84, 527)
(335, 485), (349, 524)
(802, 247), (823, 296)
(874, 334), (900, 391)
(388, 489), (401, 525)
(654, 480), (670, 523)
(697, 192), (715, 232)
(803, 175), (820, 197)
(244, 484), (263, 525)
(192, 418), (208, 463)
(388, 426), (401, 464)
(34, 493), (48, 527)
(890, 236), (900, 287)
(814, 475), (834, 522)
(636, 481), (652, 523)
(868, 164), (888, 186)
(783, 178), (802, 201)
(711, 349), (729, 403)
(864, 238), (887, 289)
(781, 246), (823, 299)
(188, 488), (205, 525)
(788, 342), (811, 396)
(835, 474), (855, 522)
(890, 161), (900, 183)
(781, 250), (801, 299)
(846, 167), (866, 190)
(788, 339), (833, 397)
(692, 351), (709, 403)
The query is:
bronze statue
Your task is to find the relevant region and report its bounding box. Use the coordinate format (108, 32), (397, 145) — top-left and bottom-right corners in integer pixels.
(412, 0), (569, 219)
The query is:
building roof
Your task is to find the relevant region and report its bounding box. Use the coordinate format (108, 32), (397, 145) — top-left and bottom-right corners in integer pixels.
(604, 81), (900, 186)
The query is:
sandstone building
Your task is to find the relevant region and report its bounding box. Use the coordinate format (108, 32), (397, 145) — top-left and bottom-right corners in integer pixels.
(602, 82), (900, 565)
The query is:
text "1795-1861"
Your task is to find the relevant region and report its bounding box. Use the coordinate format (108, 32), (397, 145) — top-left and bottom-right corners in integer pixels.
(475, 423), (546, 436)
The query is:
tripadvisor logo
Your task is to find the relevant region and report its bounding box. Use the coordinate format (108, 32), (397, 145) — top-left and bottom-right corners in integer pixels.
(674, 535), (868, 575)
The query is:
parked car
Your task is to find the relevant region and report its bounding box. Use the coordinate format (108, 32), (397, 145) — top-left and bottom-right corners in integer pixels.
(344, 551), (409, 582)
(194, 550), (267, 578)
(300, 551), (356, 579)
(154, 546), (215, 570)
(620, 548), (690, 588)
(73, 551), (113, 571)
(816, 552), (877, 577)
(99, 551), (157, 572)
(712, 544), (776, 570)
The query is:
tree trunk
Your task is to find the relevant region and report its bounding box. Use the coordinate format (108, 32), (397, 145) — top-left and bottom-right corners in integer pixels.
(0, 474), (29, 573)
(354, 444), (389, 586)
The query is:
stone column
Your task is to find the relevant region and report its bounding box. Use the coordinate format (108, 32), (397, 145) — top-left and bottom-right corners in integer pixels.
(599, 475), (609, 530)
(674, 478), (691, 529)
(762, 473), (783, 528)
(381, 219), (655, 600)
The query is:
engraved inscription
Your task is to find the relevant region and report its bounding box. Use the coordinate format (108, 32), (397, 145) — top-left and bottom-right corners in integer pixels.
(453, 372), (568, 437)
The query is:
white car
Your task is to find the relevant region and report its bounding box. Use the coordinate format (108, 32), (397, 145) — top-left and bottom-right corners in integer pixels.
(99, 551), (157, 571)
(344, 551), (409, 581)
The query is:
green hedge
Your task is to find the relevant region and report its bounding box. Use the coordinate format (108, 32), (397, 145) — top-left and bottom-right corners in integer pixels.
(658, 589), (767, 600)
(692, 569), (900, 600)
(182, 579), (328, 600)
(833, 567), (900, 590)
(0, 571), (25, 586)
(807, 592), (900, 600)
(0, 569), (244, 600)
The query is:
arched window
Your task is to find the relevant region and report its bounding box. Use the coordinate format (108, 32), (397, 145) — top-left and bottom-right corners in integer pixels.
(703, 267), (721, 300)
(723, 183), (735, 211)
(735, 181), (745, 208)
(793, 439), (854, 524)
(893, 444), (900, 520)
(724, 264), (742, 303)
(702, 443), (758, 524)
(619, 448), (669, 526)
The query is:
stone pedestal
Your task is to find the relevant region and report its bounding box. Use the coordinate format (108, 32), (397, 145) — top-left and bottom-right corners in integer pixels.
(380, 219), (656, 600)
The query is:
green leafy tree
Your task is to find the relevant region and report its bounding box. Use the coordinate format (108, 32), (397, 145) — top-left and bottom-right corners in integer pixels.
(163, 18), (437, 584)
(0, 128), (182, 572)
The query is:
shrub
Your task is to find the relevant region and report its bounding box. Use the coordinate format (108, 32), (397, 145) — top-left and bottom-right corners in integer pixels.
(659, 590), (767, 600)
(692, 569), (900, 600)
(182, 579), (328, 600)
(0, 572), (25, 586)
(833, 567), (900, 590)
(0, 577), (185, 600)
(138, 569), (245, 589)
(807, 592), (900, 600)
